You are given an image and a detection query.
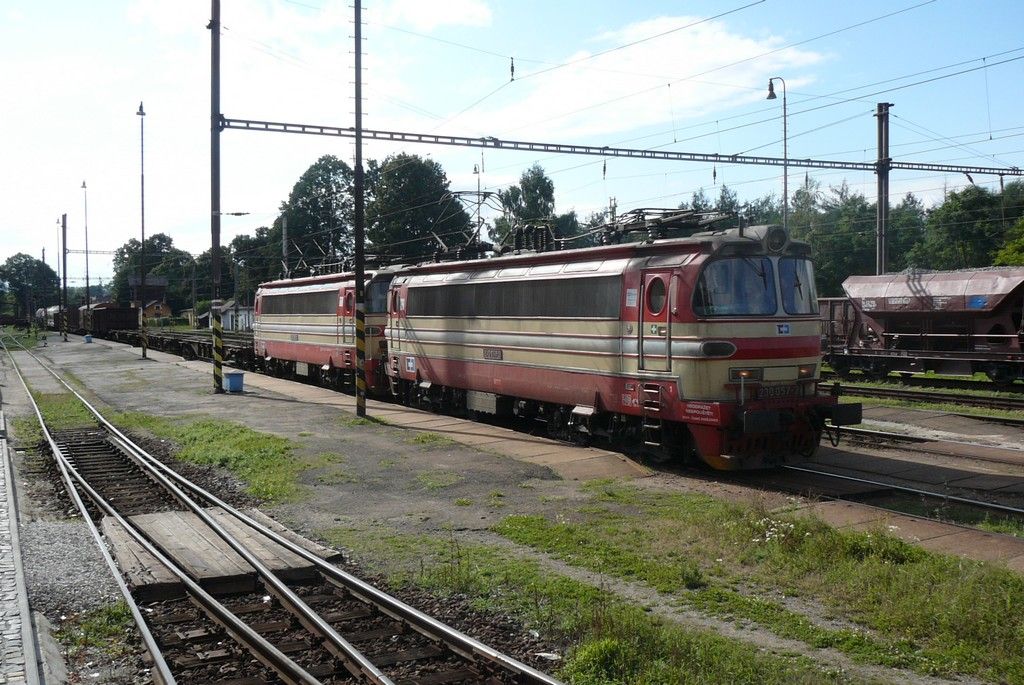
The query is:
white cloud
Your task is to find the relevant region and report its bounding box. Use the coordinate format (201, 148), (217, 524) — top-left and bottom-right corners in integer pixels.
(380, 0), (492, 32)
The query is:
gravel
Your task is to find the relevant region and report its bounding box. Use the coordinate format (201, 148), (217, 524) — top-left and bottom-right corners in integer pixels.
(19, 519), (122, 619)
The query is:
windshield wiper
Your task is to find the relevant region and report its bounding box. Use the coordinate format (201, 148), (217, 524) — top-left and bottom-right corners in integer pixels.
(743, 257), (768, 291)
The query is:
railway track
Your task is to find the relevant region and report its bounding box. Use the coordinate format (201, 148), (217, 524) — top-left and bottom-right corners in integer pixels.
(826, 383), (1024, 413)
(821, 370), (1024, 393)
(4, 337), (562, 685)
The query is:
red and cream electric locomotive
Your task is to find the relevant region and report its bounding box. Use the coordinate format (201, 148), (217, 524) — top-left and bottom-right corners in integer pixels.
(254, 268), (399, 391)
(384, 222), (861, 469)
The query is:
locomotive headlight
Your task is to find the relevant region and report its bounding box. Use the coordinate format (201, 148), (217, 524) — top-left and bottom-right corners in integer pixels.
(729, 368), (763, 382)
(798, 364), (817, 379)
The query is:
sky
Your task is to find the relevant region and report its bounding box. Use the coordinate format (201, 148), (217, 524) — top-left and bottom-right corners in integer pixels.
(3, 0), (1023, 290)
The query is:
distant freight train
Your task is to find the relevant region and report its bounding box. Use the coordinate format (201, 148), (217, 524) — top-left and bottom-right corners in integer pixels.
(820, 267), (1024, 384)
(251, 222), (861, 470)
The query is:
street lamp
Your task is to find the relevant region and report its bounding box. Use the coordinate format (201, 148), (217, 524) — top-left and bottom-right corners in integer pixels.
(82, 180), (90, 311)
(766, 77), (788, 230)
(137, 101), (148, 359)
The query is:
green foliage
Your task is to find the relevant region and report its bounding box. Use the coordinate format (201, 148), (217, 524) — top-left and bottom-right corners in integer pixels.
(57, 602), (136, 657)
(367, 153), (471, 260)
(907, 184), (1006, 269)
(0, 253), (59, 318)
(325, 527), (842, 684)
(994, 215), (1024, 265)
(492, 482), (1024, 681)
(114, 412), (304, 501)
(491, 163), (579, 248)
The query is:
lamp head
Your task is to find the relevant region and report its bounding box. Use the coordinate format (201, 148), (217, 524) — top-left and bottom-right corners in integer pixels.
(81, 181), (86, 189)
(766, 80), (777, 100)
(137, 101), (145, 117)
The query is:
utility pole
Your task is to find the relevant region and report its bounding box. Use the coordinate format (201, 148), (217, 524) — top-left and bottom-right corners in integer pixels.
(353, 0), (367, 417)
(82, 180), (91, 310)
(138, 103), (148, 359)
(875, 102), (893, 275)
(61, 214), (68, 342)
(210, 0), (225, 393)
(609, 196), (617, 221)
(281, 215), (288, 278)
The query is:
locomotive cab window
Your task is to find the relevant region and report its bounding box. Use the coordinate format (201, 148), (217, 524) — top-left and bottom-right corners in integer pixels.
(779, 258), (819, 315)
(367, 276), (394, 313)
(693, 257), (777, 316)
(647, 278), (667, 314)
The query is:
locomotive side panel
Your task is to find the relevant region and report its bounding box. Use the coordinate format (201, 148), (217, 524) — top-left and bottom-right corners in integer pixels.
(385, 227), (859, 470)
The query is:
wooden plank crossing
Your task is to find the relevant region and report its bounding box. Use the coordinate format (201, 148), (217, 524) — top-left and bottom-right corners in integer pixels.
(103, 507), (343, 598)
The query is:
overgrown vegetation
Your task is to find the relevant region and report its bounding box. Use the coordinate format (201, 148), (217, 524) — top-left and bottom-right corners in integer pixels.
(114, 411), (305, 501)
(324, 527), (846, 684)
(13, 391), (97, 445)
(56, 602), (136, 658)
(491, 481), (1024, 681)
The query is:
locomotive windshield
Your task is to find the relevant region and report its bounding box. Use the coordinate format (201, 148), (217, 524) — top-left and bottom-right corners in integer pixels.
(367, 276), (393, 313)
(779, 258), (818, 314)
(693, 257), (777, 316)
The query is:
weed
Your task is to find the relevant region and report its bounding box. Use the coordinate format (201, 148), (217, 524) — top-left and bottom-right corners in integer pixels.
(455, 498), (473, 506)
(114, 411), (305, 502)
(416, 470), (463, 490)
(408, 431), (455, 447)
(56, 602), (135, 657)
(323, 526), (842, 684)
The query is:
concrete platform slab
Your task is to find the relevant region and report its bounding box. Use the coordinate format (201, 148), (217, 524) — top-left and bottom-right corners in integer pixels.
(912, 529), (1024, 562)
(799, 501), (886, 528)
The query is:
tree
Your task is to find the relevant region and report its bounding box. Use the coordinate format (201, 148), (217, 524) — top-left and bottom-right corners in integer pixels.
(740, 193), (780, 226)
(109, 233), (190, 310)
(279, 155), (355, 271)
(800, 181), (875, 296)
(492, 164), (558, 244)
(907, 185), (1002, 269)
(886, 193), (926, 271)
(685, 188), (712, 213)
(714, 185), (740, 217)
(994, 216), (1024, 265)
(0, 253), (59, 318)
(366, 153), (471, 260)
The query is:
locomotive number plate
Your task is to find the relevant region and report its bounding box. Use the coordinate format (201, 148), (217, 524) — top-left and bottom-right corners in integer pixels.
(483, 348), (503, 361)
(757, 384), (800, 399)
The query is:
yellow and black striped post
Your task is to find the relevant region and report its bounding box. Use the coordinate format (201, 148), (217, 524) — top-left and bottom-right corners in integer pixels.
(355, 304), (366, 416)
(140, 309), (148, 359)
(353, 0), (367, 417)
(212, 299), (225, 393)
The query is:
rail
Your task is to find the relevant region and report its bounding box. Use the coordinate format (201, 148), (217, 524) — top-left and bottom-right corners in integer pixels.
(4, 334), (563, 685)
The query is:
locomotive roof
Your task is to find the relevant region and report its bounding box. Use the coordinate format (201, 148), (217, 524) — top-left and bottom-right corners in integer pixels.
(843, 267), (1024, 313)
(395, 225), (805, 276)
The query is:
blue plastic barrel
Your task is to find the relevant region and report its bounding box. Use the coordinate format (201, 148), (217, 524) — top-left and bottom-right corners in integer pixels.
(223, 370), (245, 393)
(84, 334), (93, 343)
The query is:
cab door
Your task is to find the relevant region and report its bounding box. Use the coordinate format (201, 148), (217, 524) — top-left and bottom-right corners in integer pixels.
(342, 289), (354, 345)
(639, 271), (672, 371)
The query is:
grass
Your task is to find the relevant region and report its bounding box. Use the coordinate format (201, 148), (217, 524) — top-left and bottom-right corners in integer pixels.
(56, 602), (136, 658)
(415, 470), (463, 490)
(323, 526), (848, 684)
(2, 328), (40, 349)
(870, 494), (1024, 538)
(12, 392), (97, 445)
(490, 481), (1024, 682)
(851, 395), (1024, 422)
(341, 415), (389, 427)
(408, 431), (456, 447)
(114, 411), (306, 501)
